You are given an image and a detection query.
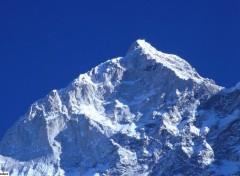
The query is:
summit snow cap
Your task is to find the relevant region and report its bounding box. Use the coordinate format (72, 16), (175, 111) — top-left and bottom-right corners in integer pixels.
(125, 39), (204, 83)
(127, 39), (153, 54)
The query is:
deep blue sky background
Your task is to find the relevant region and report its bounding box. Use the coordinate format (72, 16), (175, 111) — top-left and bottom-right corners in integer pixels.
(1, 0), (240, 139)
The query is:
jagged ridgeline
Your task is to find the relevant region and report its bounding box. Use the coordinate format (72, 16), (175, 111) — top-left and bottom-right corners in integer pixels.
(1, 40), (240, 176)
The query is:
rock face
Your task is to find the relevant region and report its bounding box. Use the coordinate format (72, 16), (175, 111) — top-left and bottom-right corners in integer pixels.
(0, 40), (239, 176)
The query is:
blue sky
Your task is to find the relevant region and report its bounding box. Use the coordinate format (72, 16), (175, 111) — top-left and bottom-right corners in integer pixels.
(1, 0), (240, 138)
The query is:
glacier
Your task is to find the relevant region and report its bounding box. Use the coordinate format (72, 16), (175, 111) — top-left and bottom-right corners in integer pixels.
(0, 40), (240, 176)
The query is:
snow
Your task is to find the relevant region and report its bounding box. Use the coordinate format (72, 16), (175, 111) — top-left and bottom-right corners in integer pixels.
(182, 146), (193, 158)
(129, 39), (204, 83)
(114, 99), (126, 108)
(189, 125), (200, 136)
(78, 104), (116, 130)
(116, 122), (140, 138)
(162, 113), (179, 136)
(0, 39), (237, 176)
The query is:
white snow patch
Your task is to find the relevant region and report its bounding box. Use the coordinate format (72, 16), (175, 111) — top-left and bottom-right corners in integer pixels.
(79, 104), (115, 130)
(190, 125), (200, 136)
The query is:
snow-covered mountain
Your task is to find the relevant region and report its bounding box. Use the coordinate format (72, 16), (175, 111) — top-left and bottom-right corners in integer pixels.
(1, 40), (240, 176)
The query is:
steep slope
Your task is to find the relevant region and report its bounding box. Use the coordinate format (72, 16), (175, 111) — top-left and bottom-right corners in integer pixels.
(0, 40), (239, 176)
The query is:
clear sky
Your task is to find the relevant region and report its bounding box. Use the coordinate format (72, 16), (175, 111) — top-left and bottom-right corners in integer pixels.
(1, 0), (240, 138)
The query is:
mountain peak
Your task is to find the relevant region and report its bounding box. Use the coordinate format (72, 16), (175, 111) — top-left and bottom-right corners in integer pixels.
(127, 39), (152, 54)
(1, 40), (232, 176)
(125, 40), (206, 84)
(132, 39), (147, 47)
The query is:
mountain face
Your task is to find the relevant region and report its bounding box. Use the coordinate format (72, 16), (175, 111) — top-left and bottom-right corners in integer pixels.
(0, 40), (240, 176)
